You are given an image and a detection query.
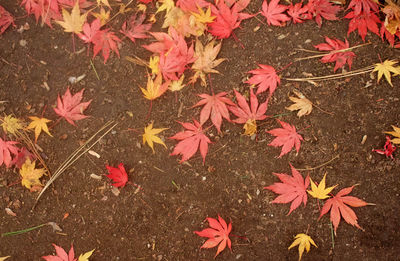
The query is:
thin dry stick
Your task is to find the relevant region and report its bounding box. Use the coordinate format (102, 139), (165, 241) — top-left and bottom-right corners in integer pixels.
(105, 0), (135, 25)
(284, 66), (374, 82)
(313, 103), (334, 116)
(294, 42), (372, 62)
(295, 154), (339, 171)
(34, 121), (117, 206)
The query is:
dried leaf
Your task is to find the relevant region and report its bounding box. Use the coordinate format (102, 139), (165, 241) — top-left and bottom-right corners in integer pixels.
(286, 90), (313, 117)
(20, 159), (45, 191)
(78, 249), (95, 261)
(385, 125), (400, 144)
(56, 1), (87, 34)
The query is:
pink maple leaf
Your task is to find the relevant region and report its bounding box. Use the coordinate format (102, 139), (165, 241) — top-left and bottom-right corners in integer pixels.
(106, 163), (129, 188)
(120, 12), (152, 43)
(347, 0), (378, 17)
(260, 0), (290, 26)
(170, 120), (212, 164)
(229, 89), (269, 124)
(306, 0), (342, 27)
(42, 244), (76, 261)
(264, 164), (310, 215)
(0, 137), (19, 168)
(314, 36), (356, 72)
(267, 119), (303, 158)
(245, 64), (281, 95)
(0, 5), (15, 35)
(193, 92), (235, 133)
(92, 29), (121, 64)
(78, 18), (101, 44)
(287, 2), (310, 24)
(54, 87), (91, 126)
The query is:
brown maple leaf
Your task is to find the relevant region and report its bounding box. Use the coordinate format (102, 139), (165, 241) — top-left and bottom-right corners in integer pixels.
(286, 90), (313, 117)
(319, 186), (368, 234)
(53, 87), (91, 126)
(264, 164), (310, 215)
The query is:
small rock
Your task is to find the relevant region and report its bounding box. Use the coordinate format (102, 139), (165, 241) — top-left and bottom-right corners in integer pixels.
(19, 39), (27, 47)
(236, 254), (243, 259)
(5, 208), (16, 217)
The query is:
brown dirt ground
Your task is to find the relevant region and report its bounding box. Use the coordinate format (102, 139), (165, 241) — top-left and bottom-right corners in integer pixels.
(1, 0), (400, 260)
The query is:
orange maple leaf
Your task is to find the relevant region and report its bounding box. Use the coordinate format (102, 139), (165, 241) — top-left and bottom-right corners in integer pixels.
(140, 74), (169, 100)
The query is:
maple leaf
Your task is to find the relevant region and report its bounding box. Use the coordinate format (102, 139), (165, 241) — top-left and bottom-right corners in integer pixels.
(20, 159), (45, 191)
(373, 59), (400, 87)
(42, 244), (76, 261)
(1, 115), (24, 135)
(149, 55), (160, 75)
(229, 89), (269, 136)
(170, 119), (211, 163)
(264, 164), (310, 215)
(373, 136), (396, 158)
(385, 125), (400, 144)
(54, 87), (91, 126)
(78, 18), (101, 44)
(168, 75), (186, 92)
(27, 116), (53, 143)
(194, 215), (232, 258)
(92, 29), (121, 64)
(96, 0), (110, 7)
(380, 24), (396, 47)
(11, 147), (35, 169)
(314, 36), (356, 72)
(319, 186), (368, 234)
(177, 0), (210, 12)
(286, 90), (313, 117)
(382, 1), (400, 35)
(288, 233), (317, 261)
(260, 0), (290, 26)
(56, 1), (87, 34)
(306, 0), (342, 27)
(267, 119), (303, 158)
(347, 0), (378, 17)
(193, 92), (235, 133)
(0, 256), (10, 261)
(156, 0), (175, 14)
(245, 64), (281, 95)
(78, 249), (94, 261)
(0, 5), (15, 35)
(142, 122), (168, 153)
(191, 39), (226, 86)
(307, 173), (337, 200)
(209, 0), (252, 39)
(0, 137), (19, 168)
(120, 12), (152, 43)
(192, 5), (216, 24)
(21, 0), (62, 27)
(105, 163), (129, 188)
(345, 11), (380, 41)
(92, 7), (110, 26)
(141, 74), (170, 100)
(287, 2), (309, 24)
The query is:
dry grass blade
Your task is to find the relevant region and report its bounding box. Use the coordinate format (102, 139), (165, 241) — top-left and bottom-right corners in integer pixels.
(284, 66), (374, 82)
(34, 120), (117, 206)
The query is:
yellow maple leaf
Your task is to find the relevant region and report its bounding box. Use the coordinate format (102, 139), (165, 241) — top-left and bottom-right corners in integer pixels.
(191, 39), (226, 86)
(1, 115), (24, 135)
(97, 0), (110, 7)
(156, 0), (175, 14)
(20, 159), (45, 190)
(373, 60), (400, 87)
(56, 1), (88, 34)
(168, 75), (186, 92)
(385, 125), (400, 144)
(78, 249), (95, 261)
(191, 6), (216, 24)
(0, 256), (10, 261)
(92, 7), (110, 26)
(27, 116), (53, 143)
(140, 74), (169, 100)
(149, 55), (160, 75)
(142, 122), (168, 153)
(288, 233), (317, 261)
(307, 173), (337, 200)
(286, 90), (313, 117)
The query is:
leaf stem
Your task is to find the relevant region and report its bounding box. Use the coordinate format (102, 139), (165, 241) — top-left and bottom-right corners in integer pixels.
(295, 154), (339, 171)
(2, 223), (46, 237)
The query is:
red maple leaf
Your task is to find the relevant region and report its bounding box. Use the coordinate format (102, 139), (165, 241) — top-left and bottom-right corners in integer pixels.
(287, 2), (310, 24)
(78, 18), (101, 44)
(380, 25), (396, 47)
(54, 87), (91, 126)
(21, 0), (62, 27)
(192, 92), (235, 133)
(11, 147), (35, 169)
(267, 119), (303, 158)
(92, 28), (121, 64)
(229, 89), (269, 124)
(42, 243), (76, 261)
(194, 215), (232, 258)
(209, 0), (252, 39)
(106, 163), (129, 188)
(306, 0), (342, 27)
(170, 120), (212, 164)
(245, 64), (281, 95)
(345, 11), (380, 41)
(373, 136), (396, 159)
(314, 36), (356, 72)
(0, 5), (15, 35)
(319, 186), (368, 234)
(0, 137), (19, 168)
(264, 164), (310, 215)
(347, 0), (378, 17)
(260, 0), (290, 27)
(120, 12), (152, 43)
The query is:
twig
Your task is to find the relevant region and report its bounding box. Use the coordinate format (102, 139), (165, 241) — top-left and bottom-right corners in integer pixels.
(90, 59), (100, 80)
(295, 154), (339, 171)
(105, 0), (135, 25)
(329, 222), (335, 248)
(2, 223), (46, 237)
(284, 66), (374, 82)
(34, 121), (117, 207)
